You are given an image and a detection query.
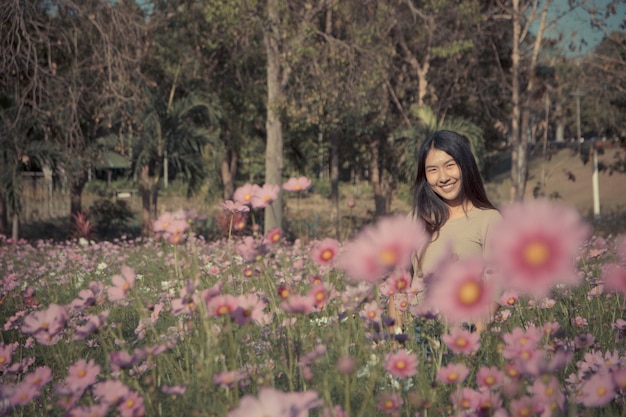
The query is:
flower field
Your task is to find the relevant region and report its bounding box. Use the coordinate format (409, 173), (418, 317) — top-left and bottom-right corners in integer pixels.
(1, 190), (626, 417)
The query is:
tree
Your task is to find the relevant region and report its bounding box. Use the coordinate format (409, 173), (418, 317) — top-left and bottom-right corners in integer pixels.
(133, 91), (222, 235)
(0, 96), (63, 240)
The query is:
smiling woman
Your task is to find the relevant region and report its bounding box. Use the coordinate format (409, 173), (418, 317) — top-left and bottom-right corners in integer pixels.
(411, 130), (500, 278)
(389, 130), (501, 333)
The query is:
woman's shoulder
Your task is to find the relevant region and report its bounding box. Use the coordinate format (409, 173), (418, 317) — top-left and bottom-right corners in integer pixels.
(468, 207), (502, 224)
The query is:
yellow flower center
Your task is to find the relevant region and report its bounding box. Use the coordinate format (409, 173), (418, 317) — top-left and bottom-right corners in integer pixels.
(597, 386), (607, 396)
(455, 338), (468, 347)
(458, 281), (481, 305)
(448, 372), (458, 382)
(379, 249), (398, 266)
(321, 249), (334, 261)
(519, 407), (531, 417)
(77, 369), (86, 378)
(485, 376), (495, 385)
(524, 241), (550, 267)
(217, 305), (230, 315)
(395, 360), (406, 370)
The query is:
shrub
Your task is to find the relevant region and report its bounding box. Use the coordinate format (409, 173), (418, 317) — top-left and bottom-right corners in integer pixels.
(88, 199), (134, 238)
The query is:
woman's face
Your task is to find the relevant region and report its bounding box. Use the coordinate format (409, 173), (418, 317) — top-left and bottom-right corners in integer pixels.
(424, 147), (464, 207)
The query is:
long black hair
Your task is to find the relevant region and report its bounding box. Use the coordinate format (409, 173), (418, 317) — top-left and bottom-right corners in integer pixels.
(412, 130), (496, 234)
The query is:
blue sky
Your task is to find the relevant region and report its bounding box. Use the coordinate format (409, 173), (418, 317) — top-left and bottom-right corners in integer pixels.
(540, 0), (626, 57)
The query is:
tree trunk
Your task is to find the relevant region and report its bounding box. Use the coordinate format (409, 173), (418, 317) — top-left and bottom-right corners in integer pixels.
(263, 0), (284, 233)
(0, 196), (7, 237)
(140, 164), (152, 236)
(70, 175), (87, 217)
(369, 139), (387, 217)
(330, 131), (340, 239)
(221, 149), (238, 200)
(11, 213), (18, 242)
(509, 0), (522, 202)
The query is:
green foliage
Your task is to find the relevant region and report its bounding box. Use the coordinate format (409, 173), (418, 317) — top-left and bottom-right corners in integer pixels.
(88, 199), (135, 238)
(392, 105), (487, 183)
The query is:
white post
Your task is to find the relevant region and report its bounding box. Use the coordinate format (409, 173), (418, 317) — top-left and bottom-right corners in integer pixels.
(592, 144), (600, 217)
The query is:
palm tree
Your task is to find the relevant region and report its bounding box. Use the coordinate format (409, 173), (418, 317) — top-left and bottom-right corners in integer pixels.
(133, 91), (223, 235)
(393, 105), (486, 184)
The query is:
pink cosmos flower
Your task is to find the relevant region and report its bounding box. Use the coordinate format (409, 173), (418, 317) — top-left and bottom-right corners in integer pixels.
(73, 310), (109, 340)
(393, 293), (411, 312)
(236, 236), (262, 262)
(310, 238), (341, 266)
(213, 370), (246, 388)
(21, 303), (67, 345)
(9, 381), (40, 406)
(489, 199), (590, 298)
(117, 390), (145, 417)
(437, 363), (470, 385)
(611, 367), (626, 391)
(282, 176), (312, 192)
(308, 284), (331, 310)
(442, 327), (481, 355)
(233, 183), (256, 206)
(161, 385), (186, 395)
(109, 349), (144, 368)
(0, 342), (17, 370)
(68, 404), (109, 417)
(498, 289), (520, 307)
(450, 387), (481, 413)
(475, 390), (503, 415)
(93, 379), (131, 404)
(232, 294), (267, 325)
(337, 214), (429, 283)
(153, 212), (174, 233)
(509, 395), (544, 417)
(383, 349), (418, 379)
(220, 200), (250, 213)
(580, 371), (616, 407)
(171, 282), (200, 316)
(502, 326), (543, 361)
(360, 300), (382, 322)
(227, 387), (322, 417)
(602, 263), (626, 295)
(424, 255), (495, 324)
(65, 359), (100, 393)
(281, 294), (317, 314)
(24, 366), (53, 389)
(265, 227), (282, 245)
(529, 376), (565, 414)
(251, 184), (280, 209)
(69, 287), (98, 311)
(376, 392), (403, 414)
(107, 265), (136, 302)
(206, 294), (238, 317)
(386, 269), (412, 294)
(336, 356), (356, 375)
(475, 365), (504, 390)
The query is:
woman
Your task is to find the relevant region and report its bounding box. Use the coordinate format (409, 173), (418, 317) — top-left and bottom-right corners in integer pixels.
(390, 130), (500, 333)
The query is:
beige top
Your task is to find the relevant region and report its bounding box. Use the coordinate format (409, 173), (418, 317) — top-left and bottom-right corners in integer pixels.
(413, 208), (502, 280)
